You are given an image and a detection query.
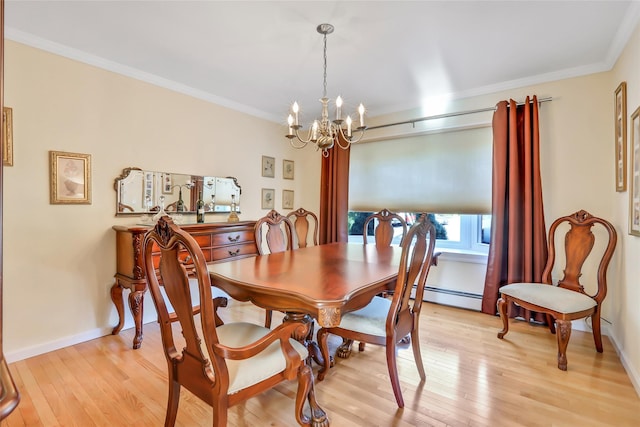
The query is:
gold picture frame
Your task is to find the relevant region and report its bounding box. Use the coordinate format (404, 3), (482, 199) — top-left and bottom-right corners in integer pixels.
(282, 189), (294, 209)
(49, 151), (92, 204)
(3, 107), (13, 166)
(615, 82), (627, 191)
(261, 188), (275, 209)
(262, 155), (275, 178)
(283, 159), (294, 180)
(629, 107), (640, 236)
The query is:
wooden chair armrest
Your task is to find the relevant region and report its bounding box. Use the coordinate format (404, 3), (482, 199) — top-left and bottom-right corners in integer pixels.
(213, 321), (305, 361)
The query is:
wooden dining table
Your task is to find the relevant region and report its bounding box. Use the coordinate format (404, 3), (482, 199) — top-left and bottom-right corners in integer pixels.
(207, 242), (403, 364)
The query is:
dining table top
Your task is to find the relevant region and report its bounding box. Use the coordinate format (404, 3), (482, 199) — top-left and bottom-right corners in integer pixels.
(207, 242), (403, 327)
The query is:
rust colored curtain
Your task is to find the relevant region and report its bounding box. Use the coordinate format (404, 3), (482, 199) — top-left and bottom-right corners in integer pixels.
(482, 96), (548, 322)
(319, 138), (350, 244)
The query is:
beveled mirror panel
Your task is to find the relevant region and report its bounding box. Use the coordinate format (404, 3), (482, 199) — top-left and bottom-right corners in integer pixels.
(115, 167), (241, 215)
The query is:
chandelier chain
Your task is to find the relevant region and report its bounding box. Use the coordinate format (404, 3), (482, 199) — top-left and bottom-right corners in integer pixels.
(322, 31), (328, 99)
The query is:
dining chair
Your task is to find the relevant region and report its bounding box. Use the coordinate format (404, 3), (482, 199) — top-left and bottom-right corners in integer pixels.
(497, 209), (617, 370)
(363, 208), (408, 246)
(317, 213), (437, 408)
(254, 209), (295, 328)
(142, 216), (327, 427)
(287, 207), (319, 248)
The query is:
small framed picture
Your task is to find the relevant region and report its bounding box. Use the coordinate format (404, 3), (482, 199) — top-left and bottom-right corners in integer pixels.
(615, 82), (627, 192)
(261, 188), (275, 209)
(49, 150), (91, 204)
(3, 107), (13, 166)
(629, 107), (640, 236)
(262, 155), (275, 178)
(162, 173), (172, 194)
(283, 159), (294, 180)
(282, 189), (294, 209)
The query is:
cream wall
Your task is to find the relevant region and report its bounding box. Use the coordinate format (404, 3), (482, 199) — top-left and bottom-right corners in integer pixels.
(2, 40), (320, 360)
(3, 21), (640, 395)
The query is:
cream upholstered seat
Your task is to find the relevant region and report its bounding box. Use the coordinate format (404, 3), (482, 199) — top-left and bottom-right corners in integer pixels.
(497, 210), (617, 371)
(317, 213), (436, 408)
(143, 216), (327, 426)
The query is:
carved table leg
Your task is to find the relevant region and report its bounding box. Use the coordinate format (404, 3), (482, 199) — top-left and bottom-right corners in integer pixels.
(110, 280), (125, 335)
(305, 365), (330, 427)
(336, 338), (354, 358)
(283, 312), (324, 367)
(128, 290), (145, 349)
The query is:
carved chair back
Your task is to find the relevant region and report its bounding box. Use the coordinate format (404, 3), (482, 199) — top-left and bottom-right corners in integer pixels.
(286, 207), (319, 248)
(363, 209), (407, 247)
(254, 209), (295, 255)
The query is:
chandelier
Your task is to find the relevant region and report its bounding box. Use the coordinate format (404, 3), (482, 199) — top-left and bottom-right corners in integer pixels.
(285, 23), (366, 157)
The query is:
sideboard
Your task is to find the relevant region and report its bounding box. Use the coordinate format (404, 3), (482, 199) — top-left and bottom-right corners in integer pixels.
(111, 220), (258, 349)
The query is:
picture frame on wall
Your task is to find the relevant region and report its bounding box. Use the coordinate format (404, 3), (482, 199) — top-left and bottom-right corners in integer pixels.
(261, 188), (275, 209)
(162, 173), (172, 194)
(3, 107), (13, 167)
(629, 107), (640, 236)
(262, 155), (275, 178)
(49, 150), (92, 204)
(282, 189), (294, 209)
(283, 159), (294, 180)
(615, 82), (627, 192)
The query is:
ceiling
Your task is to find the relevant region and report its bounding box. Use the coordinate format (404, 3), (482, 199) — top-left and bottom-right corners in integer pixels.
(5, 1), (640, 124)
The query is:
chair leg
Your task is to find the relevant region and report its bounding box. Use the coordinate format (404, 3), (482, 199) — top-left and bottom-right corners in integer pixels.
(316, 328), (331, 381)
(410, 328), (426, 381)
(556, 319), (572, 371)
(358, 342), (366, 352)
(295, 364), (329, 426)
(265, 309), (273, 329)
(546, 314), (556, 334)
(385, 341), (404, 408)
(211, 395), (228, 427)
(496, 297), (509, 339)
(591, 311), (603, 352)
(165, 376), (180, 427)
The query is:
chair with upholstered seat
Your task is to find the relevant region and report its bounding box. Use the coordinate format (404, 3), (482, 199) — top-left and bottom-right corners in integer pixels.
(317, 213), (436, 408)
(363, 208), (408, 246)
(143, 216), (327, 427)
(254, 209), (295, 328)
(497, 209), (617, 371)
(286, 207), (319, 249)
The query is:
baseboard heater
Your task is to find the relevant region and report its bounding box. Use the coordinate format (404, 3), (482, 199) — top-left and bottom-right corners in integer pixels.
(412, 285), (483, 311)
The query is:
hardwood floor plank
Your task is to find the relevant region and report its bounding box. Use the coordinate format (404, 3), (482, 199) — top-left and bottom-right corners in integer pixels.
(1, 301), (638, 426)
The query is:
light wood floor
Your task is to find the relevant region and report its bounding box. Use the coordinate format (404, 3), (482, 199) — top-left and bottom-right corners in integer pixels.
(2, 301), (639, 427)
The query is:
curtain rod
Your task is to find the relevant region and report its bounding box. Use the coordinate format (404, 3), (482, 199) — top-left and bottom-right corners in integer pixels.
(367, 96), (553, 131)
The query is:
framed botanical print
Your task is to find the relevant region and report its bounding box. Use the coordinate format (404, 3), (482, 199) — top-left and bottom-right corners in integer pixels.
(49, 150), (91, 204)
(615, 82), (627, 191)
(282, 189), (294, 209)
(283, 159), (294, 179)
(262, 155), (275, 178)
(629, 107), (640, 236)
(261, 188), (275, 209)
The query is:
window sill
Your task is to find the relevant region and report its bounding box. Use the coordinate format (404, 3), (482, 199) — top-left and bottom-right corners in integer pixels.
(434, 248), (488, 264)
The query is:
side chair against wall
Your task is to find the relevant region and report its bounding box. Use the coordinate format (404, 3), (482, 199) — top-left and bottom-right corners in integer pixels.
(317, 214), (437, 408)
(287, 207), (319, 248)
(254, 209), (295, 328)
(143, 216), (328, 427)
(497, 210), (617, 371)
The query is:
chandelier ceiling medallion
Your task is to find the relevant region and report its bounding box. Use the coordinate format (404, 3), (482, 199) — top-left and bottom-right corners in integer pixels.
(285, 23), (367, 157)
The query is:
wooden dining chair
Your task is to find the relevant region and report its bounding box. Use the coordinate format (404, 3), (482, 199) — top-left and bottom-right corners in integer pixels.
(143, 216), (327, 427)
(497, 209), (617, 370)
(287, 207), (319, 248)
(363, 208), (408, 246)
(317, 213), (437, 408)
(254, 209), (295, 328)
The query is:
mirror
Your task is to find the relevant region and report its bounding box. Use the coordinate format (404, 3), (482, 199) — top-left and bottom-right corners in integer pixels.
(114, 167), (241, 215)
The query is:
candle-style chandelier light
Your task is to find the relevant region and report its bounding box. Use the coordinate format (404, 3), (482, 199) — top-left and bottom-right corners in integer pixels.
(285, 23), (366, 157)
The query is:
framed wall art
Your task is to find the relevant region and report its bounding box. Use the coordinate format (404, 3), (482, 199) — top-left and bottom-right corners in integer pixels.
(261, 188), (275, 209)
(282, 189), (294, 209)
(615, 82), (627, 191)
(629, 107), (640, 236)
(49, 150), (91, 204)
(162, 173), (172, 194)
(283, 159), (294, 180)
(262, 155), (275, 178)
(3, 107), (13, 166)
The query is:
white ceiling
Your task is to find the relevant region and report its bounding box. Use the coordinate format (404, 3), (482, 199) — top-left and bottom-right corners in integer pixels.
(5, 1), (640, 124)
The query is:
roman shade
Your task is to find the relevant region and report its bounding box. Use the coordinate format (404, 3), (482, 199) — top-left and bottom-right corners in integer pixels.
(349, 126), (492, 214)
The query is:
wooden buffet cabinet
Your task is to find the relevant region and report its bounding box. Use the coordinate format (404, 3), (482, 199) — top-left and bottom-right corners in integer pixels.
(111, 220), (258, 349)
